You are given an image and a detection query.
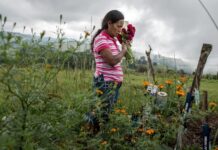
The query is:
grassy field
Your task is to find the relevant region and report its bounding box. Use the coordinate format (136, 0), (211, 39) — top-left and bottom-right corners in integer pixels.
(55, 69), (218, 115)
(0, 68), (217, 149)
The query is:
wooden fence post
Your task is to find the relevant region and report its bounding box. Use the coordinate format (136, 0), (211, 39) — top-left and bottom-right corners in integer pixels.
(201, 90), (208, 111)
(191, 44), (212, 92)
(185, 43), (212, 113)
(145, 45), (156, 83)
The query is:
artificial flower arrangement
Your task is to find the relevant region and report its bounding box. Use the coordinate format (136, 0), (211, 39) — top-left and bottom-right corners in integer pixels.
(117, 23), (136, 64)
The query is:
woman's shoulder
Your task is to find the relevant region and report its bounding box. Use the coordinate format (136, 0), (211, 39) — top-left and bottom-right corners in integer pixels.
(96, 31), (107, 39)
(95, 32), (108, 43)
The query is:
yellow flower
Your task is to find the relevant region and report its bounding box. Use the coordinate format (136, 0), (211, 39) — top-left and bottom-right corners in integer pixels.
(176, 85), (183, 91)
(143, 81), (150, 87)
(100, 140), (107, 145)
(120, 108), (126, 114)
(145, 129), (155, 135)
(115, 108), (127, 115)
(121, 109), (128, 115)
(209, 102), (217, 108)
(96, 89), (103, 95)
(158, 84), (164, 89)
(176, 90), (185, 97)
(165, 80), (173, 85)
(179, 76), (187, 83)
(84, 31), (90, 38)
(115, 108), (120, 113)
(111, 128), (118, 133)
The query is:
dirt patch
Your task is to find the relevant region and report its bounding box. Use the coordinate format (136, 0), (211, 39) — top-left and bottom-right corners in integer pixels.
(182, 113), (218, 149)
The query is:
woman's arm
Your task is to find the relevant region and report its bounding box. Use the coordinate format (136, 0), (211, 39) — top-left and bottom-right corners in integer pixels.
(100, 42), (128, 67)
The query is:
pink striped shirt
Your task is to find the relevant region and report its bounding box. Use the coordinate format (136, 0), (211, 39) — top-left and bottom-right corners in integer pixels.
(93, 30), (123, 82)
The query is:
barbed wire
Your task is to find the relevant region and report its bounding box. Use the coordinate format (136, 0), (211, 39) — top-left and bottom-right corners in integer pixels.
(198, 0), (218, 32)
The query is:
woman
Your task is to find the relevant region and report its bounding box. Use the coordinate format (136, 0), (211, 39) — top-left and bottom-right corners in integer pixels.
(87, 10), (129, 128)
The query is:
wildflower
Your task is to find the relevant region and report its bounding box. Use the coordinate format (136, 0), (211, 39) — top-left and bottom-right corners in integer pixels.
(209, 102), (217, 108)
(115, 108), (121, 113)
(165, 80), (173, 85)
(100, 140), (107, 145)
(158, 84), (164, 90)
(179, 76), (187, 83)
(96, 89), (103, 95)
(143, 81), (150, 87)
(176, 90), (185, 97)
(145, 129), (155, 135)
(84, 31), (90, 38)
(111, 128), (118, 133)
(117, 23), (136, 64)
(120, 108), (126, 114)
(176, 85), (183, 91)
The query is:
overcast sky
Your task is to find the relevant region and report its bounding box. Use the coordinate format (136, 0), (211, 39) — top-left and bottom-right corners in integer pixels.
(1, 0), (218, 73)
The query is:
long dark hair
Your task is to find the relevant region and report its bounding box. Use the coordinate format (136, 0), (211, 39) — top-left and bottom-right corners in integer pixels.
(91, 10), (124, 52)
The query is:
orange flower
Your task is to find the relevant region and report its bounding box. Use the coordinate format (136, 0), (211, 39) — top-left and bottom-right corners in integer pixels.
(120, 108), (126, 114)
(96, 89), (103, 95)
(111, 128), (118, 133)
(143, 81), (150, 87)
(165, 80), (173, 85)
(209, 102), (217, 108)
(145, 129), (155, 135)
(179, 76), (187, 83)
(158, 84), (164, 89)
(176, 90), (185, 97)
(114, 108), (127, 115)
(115, 108), (121, 113)
(214, 146), (218, 150)
(176, 85), (183, 91)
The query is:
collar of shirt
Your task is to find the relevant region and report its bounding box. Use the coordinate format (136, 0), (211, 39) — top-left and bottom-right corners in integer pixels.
(101, 30), (119, 50)
(101, 30), (117, 42)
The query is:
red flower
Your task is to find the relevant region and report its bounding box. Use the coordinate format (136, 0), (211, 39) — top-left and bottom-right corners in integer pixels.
(117, 24), (136, 44)
(117, 23), (136, 64)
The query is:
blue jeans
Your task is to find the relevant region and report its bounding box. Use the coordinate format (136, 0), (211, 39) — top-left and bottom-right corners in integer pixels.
(93, 74), (122, 105)
(93, 74), (122, 122)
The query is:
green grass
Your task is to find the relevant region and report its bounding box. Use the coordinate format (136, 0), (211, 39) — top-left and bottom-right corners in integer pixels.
(200, 79), (218, 101)
(56, 70), (218, 110)
(0, 68), (217, 149)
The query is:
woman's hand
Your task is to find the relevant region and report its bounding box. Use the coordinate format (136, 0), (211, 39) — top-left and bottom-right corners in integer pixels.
(121, 40), (130, 54)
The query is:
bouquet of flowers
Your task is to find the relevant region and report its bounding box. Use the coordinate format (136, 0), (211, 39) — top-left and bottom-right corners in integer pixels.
(117, 23), (136, 64)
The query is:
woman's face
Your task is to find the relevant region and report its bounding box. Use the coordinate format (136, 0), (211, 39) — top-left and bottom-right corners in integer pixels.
(108, 19), (124, 37)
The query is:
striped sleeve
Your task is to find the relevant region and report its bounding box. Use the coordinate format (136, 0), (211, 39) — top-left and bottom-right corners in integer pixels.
(94, 36), (110, 53)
